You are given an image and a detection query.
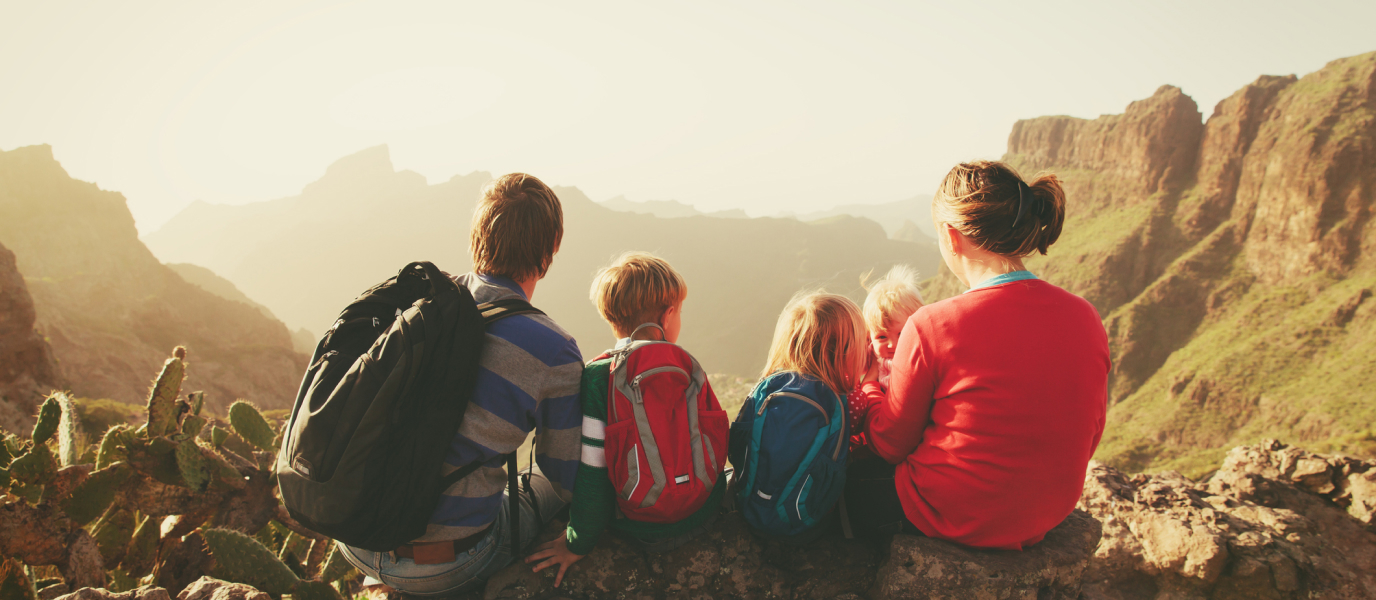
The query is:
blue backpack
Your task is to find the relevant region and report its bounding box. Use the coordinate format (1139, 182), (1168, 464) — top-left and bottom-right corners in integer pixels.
(728, 372), (849, 539)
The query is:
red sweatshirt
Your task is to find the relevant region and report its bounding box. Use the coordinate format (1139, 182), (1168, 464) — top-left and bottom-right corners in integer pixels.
(866, 278), (1108, 550)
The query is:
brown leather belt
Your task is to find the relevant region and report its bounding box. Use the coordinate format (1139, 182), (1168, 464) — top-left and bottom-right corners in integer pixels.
(395, 524), (493, 565)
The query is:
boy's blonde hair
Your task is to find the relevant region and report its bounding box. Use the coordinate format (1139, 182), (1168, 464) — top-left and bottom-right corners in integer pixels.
(761, 291), (867, 397)
(863, 265), (925, 332)
(470, 173), (563, 282)
(590, 252), (687, 337)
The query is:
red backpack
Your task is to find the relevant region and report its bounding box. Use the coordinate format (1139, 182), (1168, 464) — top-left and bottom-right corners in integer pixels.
(599, 324), (728, 523)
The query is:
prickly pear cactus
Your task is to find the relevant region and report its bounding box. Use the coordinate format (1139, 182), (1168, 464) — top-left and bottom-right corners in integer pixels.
(120, 515), (159, 577)
(175, 440), (212, 492)
(95, 425), (131, 470)
(201, 528), (304, 595)
(228, 401), (276, 452)
(60, 462), (131, 525)
(90, 507), (135, 565)
(9, 444), (55, 486)
(210, 426), (229, 448)
(54, 393), (81, 468)
(318, 545), (355, 584)
(0, 558), (35, 600)
(145, 347), (187, 437)
(31, 396), (61, 445)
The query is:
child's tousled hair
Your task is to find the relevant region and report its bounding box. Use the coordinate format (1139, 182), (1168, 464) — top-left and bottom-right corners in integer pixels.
(761, 291), (867, 397)
(862, 265), (925, 333)
(932, 160), (1066, 257)
(590, 251), (687, 337)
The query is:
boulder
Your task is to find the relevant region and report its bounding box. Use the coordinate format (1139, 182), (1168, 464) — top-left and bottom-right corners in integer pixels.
(55, 586), (171, 600)
(176, 577), (271, 600)
(1078, 441), (1376, 599)
(870, 510), (1102, 600)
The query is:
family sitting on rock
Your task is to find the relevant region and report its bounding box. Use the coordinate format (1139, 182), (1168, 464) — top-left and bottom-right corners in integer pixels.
(293, 159), (1109, 595)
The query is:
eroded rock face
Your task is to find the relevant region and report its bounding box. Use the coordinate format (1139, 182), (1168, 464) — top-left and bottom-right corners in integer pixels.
(1079, 440), (1376, 599)
(0, 241), (61, 433)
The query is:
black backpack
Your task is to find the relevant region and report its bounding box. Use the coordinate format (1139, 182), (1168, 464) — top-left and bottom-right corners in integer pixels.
(275, 261), (542, 551)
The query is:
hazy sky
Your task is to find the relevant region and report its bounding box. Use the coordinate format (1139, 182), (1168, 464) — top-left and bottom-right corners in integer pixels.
(3, 1), (1374, 233)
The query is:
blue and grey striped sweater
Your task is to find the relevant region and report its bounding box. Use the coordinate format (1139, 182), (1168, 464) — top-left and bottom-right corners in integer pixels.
(416, 273), (583, 542)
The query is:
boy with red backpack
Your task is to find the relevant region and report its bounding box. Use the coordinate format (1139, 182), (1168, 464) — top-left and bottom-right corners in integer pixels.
(526, 252), (728, 586)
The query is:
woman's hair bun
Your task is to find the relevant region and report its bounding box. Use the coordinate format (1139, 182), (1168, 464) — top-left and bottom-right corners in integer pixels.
(932, 160), (1066, 257)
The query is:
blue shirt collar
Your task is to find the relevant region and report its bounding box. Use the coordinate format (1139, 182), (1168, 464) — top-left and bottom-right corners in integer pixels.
(476, 273), (528, 299)
(965, 270), (1039, 293)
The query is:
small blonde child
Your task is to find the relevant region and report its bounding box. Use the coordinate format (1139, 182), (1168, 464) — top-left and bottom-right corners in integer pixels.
(848, 265), (924, 453)
(728, 291), (869, 540)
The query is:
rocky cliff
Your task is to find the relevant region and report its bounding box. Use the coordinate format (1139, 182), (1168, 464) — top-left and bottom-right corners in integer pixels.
(0, 145), (306, 413)
(928, 51), (1376, 476)
(144, 146), (940, 377)
(0, 240), (62, 432)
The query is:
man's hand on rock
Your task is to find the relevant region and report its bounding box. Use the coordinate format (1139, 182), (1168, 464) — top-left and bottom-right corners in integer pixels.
(524, 534), (583, 587)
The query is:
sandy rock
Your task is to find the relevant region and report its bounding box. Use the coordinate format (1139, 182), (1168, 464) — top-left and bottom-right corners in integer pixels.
(55, 586), (171, 600)
(176, 577), (270, 600)
(870, 509), (1102, 600)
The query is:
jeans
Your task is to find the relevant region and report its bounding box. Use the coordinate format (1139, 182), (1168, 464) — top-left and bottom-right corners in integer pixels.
(338, 470), (567, 596)
(843, 456), (924, 539)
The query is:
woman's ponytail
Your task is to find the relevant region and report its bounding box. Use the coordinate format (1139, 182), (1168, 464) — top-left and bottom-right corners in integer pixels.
(932, 161), (1067, 258)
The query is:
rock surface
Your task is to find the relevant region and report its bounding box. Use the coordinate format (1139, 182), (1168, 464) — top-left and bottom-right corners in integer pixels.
(0, 240), (62, 433)
(54, 585), (171, 600)
(870, 510), (1102, 600)
(481, 509), (1101, 600)
(176, 577), (271, 600)
(1079, 440), (1376, 599)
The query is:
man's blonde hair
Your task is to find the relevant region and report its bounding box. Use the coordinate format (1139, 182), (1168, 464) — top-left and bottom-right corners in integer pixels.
(862, 265), (925, 332)
(590, 252), (687, 337)
(761, 291), (867, 397)
(470, 173), (563, 282)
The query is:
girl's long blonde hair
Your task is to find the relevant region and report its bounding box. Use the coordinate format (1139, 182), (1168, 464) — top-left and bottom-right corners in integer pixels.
(761, 291), (868, 397)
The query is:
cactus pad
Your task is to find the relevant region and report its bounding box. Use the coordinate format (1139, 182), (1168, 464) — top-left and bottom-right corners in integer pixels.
(211, 426), (229, 448)
(229, 401), (277, 451)
(91, 506), (136, 565)
(290, 580), (343, 600)
(55, 393), (81, 467)
(8, 444), (56, 485)
(202, 527), (302, 594)
(145, 350), (186, 437)
(318, 545), (356, 583)
(32, 396), (61, 445)
(175, 439), (213, 491)
(189, 391), (205, 416)
(61, 462), (131, 525)
(120, 515), (159, 577)
(96, 425), (131, 470)
(181, 415), (207, 439)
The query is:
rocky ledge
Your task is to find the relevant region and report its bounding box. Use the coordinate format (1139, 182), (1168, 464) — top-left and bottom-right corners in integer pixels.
(40, 441), (1376, 600)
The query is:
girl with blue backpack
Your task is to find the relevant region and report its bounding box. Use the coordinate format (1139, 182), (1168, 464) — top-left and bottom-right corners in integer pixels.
(728, 291), (870, 541)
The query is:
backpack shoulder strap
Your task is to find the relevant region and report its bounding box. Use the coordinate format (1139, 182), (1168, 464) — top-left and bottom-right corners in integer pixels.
(477, 297), (545, 325)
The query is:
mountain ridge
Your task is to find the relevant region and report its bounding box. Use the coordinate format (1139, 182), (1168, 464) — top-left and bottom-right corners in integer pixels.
(0, 144), (307, 413)
(146, 147), (940, 377)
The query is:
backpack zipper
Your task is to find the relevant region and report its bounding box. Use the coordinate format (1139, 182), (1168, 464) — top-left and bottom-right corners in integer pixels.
(757, 392), (828, 425)
(629, 366), (688, 404)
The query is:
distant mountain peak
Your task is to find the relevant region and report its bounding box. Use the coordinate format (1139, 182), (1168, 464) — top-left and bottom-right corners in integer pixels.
(323, 144), (394, 179)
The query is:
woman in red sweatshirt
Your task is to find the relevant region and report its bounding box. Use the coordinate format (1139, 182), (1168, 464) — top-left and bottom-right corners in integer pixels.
(848, 160), (1109, 550)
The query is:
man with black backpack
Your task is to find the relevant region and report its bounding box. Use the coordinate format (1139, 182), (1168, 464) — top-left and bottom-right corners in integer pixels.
(329, 173), (583, 594)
